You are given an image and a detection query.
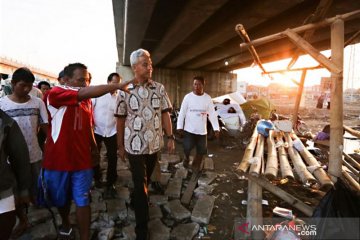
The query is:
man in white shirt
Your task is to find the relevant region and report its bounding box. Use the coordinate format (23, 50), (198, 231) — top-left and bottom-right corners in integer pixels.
(92, 73), (121, 198)
(177, 76), (219, 173)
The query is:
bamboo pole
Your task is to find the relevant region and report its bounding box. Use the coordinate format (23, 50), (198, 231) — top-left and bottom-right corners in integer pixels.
(285, 133), (317, 184)
(343, 125), (360, 138)
(265, 130), (278, 179)
(238, 127), (259, 172)
(284, 29), (341, 73)
(292, 70), (307, 127)
(250, 134), (265, 176)
(245, 174), (314, 216)
(343, 152), (360, 170)
(342, 166), (360, 191)
(239, 10), (360, 49)
(329, 19), (344, 183)
(342, 158), (360, 177)
(246, 179), (264, 239)
(291, 133), (333, 190)
(276, 134), (295, 180)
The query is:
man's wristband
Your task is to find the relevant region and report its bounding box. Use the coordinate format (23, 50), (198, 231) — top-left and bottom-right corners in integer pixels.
(167, 134), (175, 140)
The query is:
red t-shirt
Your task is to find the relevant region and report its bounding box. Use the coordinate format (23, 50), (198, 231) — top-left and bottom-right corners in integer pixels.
(43, 86), (93, 171)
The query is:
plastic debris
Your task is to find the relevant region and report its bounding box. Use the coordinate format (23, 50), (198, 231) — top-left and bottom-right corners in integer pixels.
(237, 189), (244, 194)
(280, 178), (289, 184)
(273, 207), (293, 219)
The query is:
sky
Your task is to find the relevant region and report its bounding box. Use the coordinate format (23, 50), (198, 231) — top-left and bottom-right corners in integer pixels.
(0, 0), (118, 85)
(234, 44), (360, 89)
(1, 0), (359, 89)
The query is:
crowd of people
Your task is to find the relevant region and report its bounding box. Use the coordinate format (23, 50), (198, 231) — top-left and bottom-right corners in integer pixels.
(0, 49), (235, 240)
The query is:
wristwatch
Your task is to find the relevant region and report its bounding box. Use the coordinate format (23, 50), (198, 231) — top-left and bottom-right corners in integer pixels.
(167, 134), (175, 140)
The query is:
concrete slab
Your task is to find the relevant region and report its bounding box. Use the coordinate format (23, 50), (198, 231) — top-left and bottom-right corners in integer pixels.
(194, 184), (215, 198)
(117, 169), (133, 187)
(149, 204), (163, 219)
(97, 227), (115, 240)
(158, 160), (169, 172)
(174, 168), (188, 179)
(149, 195), (169, 206)
(160, 172), (172, 186)
(161, 153), (181, 164)
(203, 157), (214, 170)
(115, 186), (130, 201)
(191, 195), (215, 224)
(171, 222), (200, 240)
(166, 199), (191, 221)
(122, 224), (136, 240)
(198, 172), (217, 186)
(148, 218), (170, 240)
(165, 178), (183, 199)
(106, 199), (126, 220)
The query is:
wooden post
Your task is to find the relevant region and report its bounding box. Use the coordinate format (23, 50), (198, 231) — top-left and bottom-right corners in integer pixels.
(292, 70), (307, 127)
(250, 135), (265, 176)
(246, 179), (264, 239)
(245, 174), (314, 216)
(329, 18), (344, 183)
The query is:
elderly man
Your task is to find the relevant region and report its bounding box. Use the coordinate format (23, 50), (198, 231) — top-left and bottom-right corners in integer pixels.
(115, 49), (174, 240)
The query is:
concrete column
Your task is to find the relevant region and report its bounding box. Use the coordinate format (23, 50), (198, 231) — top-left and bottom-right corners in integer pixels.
(329, 18), (344, 182)
(116, 63), (134, 81)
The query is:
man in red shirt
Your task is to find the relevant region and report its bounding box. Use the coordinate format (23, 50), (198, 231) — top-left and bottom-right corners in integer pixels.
(42, 63), (130, 240)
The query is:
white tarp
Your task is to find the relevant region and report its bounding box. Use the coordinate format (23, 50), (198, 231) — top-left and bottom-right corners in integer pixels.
(212, 91), (247, 105)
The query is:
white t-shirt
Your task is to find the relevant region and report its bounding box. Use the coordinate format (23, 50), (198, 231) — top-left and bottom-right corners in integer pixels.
(92, 92), (117, 137)
(0, 95), (48, 163)
(177, 92), (219, 135)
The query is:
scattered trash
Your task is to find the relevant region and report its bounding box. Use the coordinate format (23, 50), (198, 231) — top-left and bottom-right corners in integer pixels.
(238, 175), (247, 180)
(279, 178), (289, 184)
(237, 189), (244, 194)
(225, 145), (236, 150)
(273, 207), (293, 219)
(207, 224), (216, 232)
(208, 154), (214, 157)
(241, 199), (268, 205)
(292, 139), (304, 152)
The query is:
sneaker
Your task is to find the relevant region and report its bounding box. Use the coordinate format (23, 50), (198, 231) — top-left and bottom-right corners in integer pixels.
(104, 185), (118, 199)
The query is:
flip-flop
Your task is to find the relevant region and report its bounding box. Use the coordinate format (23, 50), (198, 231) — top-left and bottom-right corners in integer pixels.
(58, 227), (75, 240)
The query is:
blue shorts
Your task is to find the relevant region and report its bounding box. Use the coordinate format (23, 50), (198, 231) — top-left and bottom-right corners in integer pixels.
(39, 169), (93, 207)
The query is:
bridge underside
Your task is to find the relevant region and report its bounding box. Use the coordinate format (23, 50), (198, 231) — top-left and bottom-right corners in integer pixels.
(113, 0), (360, 72)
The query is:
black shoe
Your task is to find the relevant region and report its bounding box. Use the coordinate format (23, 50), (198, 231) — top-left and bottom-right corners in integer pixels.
(151, 181), (164, 194)
(104, 185), (118, 199)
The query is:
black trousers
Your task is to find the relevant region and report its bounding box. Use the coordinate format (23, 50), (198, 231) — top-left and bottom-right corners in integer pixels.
(128, 152), (158, 240)
(93, 133), (118, 186)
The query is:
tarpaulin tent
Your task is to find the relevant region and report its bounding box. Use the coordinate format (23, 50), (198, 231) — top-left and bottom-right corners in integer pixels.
(212, 91), (247, 105)
(240, 97), (275, 120)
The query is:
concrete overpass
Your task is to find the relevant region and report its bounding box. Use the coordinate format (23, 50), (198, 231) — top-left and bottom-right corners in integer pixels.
(112, 0), (360, 103)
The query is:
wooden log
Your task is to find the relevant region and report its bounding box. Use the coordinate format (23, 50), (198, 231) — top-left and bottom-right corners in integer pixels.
(329, 19), (344, 183)
(245, 173), (314, 216)
(343, 152), (360, 170)
(284, 29), (341, 73)
(249, 134), (265, 176)
(276, 134), (295, 180)
(343, 125), (360, 138)
(265, 130), (278, 179)
(246, 177), (264, 240)
(342, 166), (360, 191)
(291, 133), (333, 190)
(239, 10), (360, 49)
(237, 127), (258, 172)
(285, 133), (317, 184)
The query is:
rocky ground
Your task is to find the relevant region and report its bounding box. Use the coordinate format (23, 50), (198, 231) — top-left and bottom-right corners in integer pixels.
(14, 102), (360, 240)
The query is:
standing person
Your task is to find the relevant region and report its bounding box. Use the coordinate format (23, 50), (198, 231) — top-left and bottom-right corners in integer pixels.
(316, 93), (325, 109)
(0, 109), (31, 240)
(0, 67), (49, 238)
(57, 70), (66, 85)
(37, 81), (51, 95)
(41, 63), (131, 240)
(176, 76), (220, 172)
(92, 72), (121, 198)
(115, 49), (174, 240)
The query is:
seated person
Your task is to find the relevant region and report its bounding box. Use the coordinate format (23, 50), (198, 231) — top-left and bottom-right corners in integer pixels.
(215, 98), (246, 126)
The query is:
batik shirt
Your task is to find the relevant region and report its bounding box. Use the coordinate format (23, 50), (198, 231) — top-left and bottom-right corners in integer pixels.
(115, 80), (172, 155)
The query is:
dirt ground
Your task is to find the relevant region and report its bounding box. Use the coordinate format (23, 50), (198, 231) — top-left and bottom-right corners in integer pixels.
(183, 101), (360, 240)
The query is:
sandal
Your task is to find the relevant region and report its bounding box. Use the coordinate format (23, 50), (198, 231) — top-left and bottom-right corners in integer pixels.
(58, 227), (75, 240)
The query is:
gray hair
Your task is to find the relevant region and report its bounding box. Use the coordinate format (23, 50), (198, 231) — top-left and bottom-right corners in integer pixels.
(130, 49), (150, 66)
